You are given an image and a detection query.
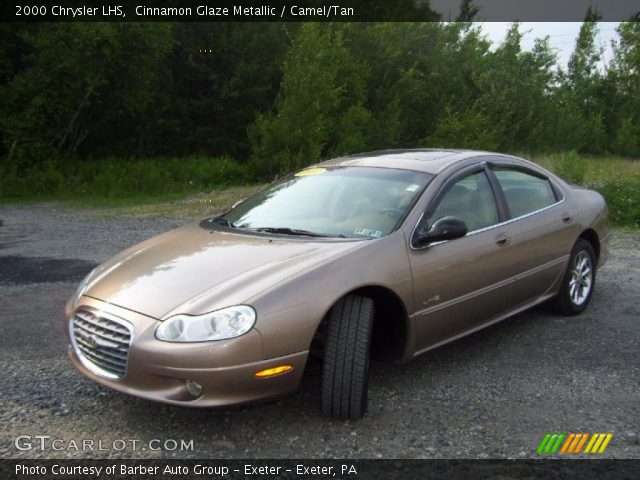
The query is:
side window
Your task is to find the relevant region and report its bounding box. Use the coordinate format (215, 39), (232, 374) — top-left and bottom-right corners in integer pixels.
(493, 168), (557, 218)
(428, 171), (499, 232)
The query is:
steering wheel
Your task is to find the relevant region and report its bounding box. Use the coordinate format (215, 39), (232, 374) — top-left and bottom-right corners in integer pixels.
(379, 208), (404, 218)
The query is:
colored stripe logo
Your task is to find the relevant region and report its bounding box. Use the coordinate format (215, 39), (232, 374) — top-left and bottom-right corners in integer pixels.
(537, 433), (612, 454)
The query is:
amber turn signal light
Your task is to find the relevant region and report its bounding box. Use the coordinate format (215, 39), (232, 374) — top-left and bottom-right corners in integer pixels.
(255, 365), (293, 378)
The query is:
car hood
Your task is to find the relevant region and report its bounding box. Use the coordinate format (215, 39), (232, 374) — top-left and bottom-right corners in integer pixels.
(84, 223), (363, 320)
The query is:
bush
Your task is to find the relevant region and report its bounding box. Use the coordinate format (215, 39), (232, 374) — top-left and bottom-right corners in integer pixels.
(0, 156), (252, 201)
(614, 117), (640, 157)
(594, 178), (640, 228)
(549, 150), (588, 185)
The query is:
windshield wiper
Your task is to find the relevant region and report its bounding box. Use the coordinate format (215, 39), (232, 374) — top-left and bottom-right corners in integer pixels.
(251, 227), (344, 238)
(211, 216), (236, 228)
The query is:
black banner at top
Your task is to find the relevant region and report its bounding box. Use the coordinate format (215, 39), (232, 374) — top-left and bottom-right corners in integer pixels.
(2, 0), (640, 22)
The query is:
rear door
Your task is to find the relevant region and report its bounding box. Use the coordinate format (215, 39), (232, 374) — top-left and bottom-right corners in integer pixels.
(486, 162), (578, 305)
(408, 163), (521, 352)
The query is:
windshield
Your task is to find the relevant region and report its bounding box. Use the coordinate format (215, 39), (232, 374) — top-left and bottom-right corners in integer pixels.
(221, 167), (432, 239)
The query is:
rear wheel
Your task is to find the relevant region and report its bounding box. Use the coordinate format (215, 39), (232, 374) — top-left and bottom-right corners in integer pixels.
(321, 295), (374, 420)
(553, 239), (596, 315)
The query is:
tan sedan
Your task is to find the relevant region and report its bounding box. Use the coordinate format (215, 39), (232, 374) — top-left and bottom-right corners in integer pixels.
(65, 150), (608, 419)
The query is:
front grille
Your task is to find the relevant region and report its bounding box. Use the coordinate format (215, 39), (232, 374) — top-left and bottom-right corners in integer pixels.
(71, 308), (133, 379)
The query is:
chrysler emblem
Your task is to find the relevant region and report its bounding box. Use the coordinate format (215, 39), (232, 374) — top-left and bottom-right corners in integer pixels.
(86, 335), (98, 349)
(76, 330), (99, 349)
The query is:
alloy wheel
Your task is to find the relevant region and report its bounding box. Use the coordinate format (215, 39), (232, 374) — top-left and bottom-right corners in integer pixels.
(569, 250), (593, 306)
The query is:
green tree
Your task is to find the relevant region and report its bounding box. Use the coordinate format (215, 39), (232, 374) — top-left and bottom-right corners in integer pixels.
(567, 7), (603, 104)
(553, 8), (608, 153)
(426, 23), (556, 151)
(249, 23), (371, 177)
(456, 0), (480, 22)
(609, 17), (640, 155)
(0, 23), (173, 163)
(163, 23), (290, 159)
(423, 108), (497, 150)
(349, 22), (445, 148)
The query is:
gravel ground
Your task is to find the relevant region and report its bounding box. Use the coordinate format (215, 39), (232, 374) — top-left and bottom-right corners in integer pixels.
(0, 203), (638, 459)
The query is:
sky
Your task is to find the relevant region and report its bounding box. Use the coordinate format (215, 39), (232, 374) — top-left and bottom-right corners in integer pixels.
(479, 22), (621, 70)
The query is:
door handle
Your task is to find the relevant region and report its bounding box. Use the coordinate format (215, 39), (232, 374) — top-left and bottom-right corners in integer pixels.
(496, 234), (510, 247)
(562, 212), (572, 224)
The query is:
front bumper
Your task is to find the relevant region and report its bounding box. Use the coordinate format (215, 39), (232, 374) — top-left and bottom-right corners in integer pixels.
(65, 297), (308, 407)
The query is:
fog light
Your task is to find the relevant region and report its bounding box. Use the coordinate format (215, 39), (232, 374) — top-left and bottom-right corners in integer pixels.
(185, 380), (203, 397)
(255, 365), (293, 378)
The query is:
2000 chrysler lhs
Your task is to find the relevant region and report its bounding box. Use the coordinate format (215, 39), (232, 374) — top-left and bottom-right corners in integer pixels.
(65, 150), (608, 419)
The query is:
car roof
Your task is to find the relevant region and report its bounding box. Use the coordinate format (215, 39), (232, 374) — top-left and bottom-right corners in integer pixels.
(316, 149), (504, 175)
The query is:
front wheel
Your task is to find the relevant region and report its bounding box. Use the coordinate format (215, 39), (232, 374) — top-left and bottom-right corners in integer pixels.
(321, 295), (374, 420)
(553, 239), (596, 315)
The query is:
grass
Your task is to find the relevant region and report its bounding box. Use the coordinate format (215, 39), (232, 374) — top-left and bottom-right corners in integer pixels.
(530, 152), (640, 184)
(95, 184), (265, 221)
(0, 155), (252, 206)
(528, 152), (640, 228)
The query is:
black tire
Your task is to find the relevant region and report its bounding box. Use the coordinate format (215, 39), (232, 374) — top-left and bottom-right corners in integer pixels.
(321, 295), (374, 420)
(553, 239), (596, 316)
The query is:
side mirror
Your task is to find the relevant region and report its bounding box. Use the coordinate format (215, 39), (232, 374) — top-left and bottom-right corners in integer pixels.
(414, 216), (468, 247)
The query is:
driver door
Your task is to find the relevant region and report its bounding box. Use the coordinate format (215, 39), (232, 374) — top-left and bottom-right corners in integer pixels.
(409, 166), (521, 353)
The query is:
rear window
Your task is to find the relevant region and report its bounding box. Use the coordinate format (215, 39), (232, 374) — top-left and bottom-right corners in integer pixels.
(493, 168), (557, 218)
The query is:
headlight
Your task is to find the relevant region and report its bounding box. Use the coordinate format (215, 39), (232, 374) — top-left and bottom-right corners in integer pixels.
(71, 268), (95, 306)
(155, 305), (256, 342)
